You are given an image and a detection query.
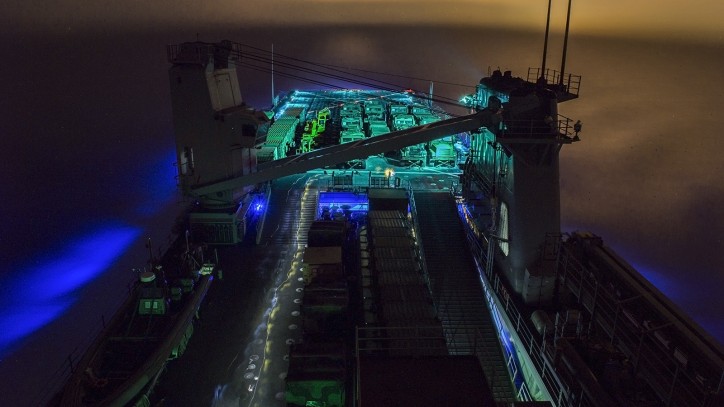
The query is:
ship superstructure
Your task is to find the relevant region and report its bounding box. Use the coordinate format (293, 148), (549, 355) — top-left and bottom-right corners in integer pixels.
(458, 73), (724, 405)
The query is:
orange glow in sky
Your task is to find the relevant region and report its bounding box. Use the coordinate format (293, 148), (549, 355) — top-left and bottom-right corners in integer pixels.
(5, 1), (724, 43)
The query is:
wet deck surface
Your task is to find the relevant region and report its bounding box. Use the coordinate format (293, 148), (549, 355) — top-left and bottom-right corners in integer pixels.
(152, 173), (313, 406)
(151, 166), (461, 406)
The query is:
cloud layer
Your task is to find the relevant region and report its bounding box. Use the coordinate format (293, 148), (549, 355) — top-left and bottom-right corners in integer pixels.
(6, 1), (724, 42)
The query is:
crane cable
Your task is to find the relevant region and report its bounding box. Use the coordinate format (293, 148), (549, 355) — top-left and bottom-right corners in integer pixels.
(229, 41), (472, 109)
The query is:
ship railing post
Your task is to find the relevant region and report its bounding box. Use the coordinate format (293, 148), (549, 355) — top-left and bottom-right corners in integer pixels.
(666, 365), (681, 407)
(611, 303), (621, 346)
(588, 281), (599, 337)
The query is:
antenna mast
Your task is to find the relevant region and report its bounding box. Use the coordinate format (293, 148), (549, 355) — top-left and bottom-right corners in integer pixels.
(541, 0), (552, 81)
(271, 43), (275, 105)
(559, 0), (573, 88)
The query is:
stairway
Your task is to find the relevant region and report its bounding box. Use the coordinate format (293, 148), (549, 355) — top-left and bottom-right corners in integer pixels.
(413, 191), (516, 402)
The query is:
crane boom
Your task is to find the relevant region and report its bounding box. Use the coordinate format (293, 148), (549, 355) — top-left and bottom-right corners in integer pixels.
(191, 108), (502, 197)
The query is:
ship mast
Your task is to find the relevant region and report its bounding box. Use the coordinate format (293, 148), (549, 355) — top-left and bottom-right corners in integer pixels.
(559, 0), (573, 88)
(271, 43), (275, 105)
(540, 0), (552, 80)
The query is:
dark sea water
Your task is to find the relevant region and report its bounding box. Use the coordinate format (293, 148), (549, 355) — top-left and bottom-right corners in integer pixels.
(1, 25), (722, 405)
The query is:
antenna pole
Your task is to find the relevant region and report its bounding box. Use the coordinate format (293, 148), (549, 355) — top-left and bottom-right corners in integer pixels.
(147, 238), (153, 265)
(271, 43), (275, 105)
(541, 0), (552, 82)
(560, 0), (573, 88)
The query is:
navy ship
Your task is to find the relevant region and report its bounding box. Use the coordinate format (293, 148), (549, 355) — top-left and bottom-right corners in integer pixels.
(49, 10), (723, 406)
(158, 33), (724, 407)
(52, 226), (219, 406)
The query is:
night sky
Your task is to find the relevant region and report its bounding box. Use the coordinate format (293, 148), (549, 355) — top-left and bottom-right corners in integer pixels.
(1, 1), (723, 405)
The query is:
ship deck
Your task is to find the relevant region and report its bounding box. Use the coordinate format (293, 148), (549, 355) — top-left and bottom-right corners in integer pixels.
(151, 163), (480, 406)
(154, 82), (724, 405)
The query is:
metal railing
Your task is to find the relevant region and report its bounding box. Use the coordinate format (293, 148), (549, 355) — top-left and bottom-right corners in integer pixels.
(457, 200), (590, 406)
(355, 325), (512, 404)
(527, 67), (582, 97)
(498, 117), (579, 143)
(356, 326), (449, 354)
(557, 115), (578, 138)
(407, 187), (433, 297)
(557, 244), (723, 407)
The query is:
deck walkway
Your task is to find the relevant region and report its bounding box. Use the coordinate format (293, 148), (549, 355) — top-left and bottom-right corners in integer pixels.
(414, 190), (516, 402)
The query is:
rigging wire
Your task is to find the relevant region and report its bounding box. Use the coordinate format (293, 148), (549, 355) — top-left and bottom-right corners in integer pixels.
(241, 50), (466, 109)
(317, 63), (474, 89)
(228, 41), (471, 109)
(239, 62), (357, 92)
(239, 59), (465, 118)
(238, 51), (469, 113)
(235, 41), (473, 89)
(240, 60), (461, 117)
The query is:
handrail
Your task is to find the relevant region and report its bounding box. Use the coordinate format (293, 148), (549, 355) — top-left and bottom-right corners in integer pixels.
(457, 199), (589, 406)
(407, 187), (433, 298)
(557, 242), (723, 406)
(527, 67), (582, 97)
